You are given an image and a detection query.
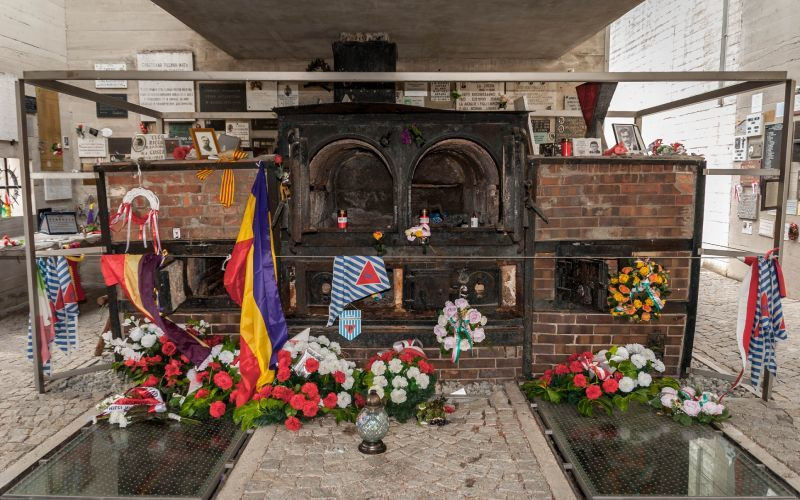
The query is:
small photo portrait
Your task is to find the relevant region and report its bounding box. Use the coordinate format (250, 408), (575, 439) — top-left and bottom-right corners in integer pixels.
(573, 138), (603, 156)
(612, 123), (646, 153)
(249, 80), (263, 91)
(190, 128), (220, 159)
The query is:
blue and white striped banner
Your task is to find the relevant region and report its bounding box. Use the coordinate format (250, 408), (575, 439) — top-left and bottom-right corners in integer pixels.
(748, 256), (787, 387)
(326, 256), (390, 329)
(339, 309), (362, 341)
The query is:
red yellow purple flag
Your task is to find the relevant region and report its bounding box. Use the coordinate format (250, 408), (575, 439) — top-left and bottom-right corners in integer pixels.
(224, 163), (288, 406)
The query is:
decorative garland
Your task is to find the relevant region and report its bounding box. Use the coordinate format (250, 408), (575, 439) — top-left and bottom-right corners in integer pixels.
(607, 259), (670, 322)
(110, 187), (161, 253)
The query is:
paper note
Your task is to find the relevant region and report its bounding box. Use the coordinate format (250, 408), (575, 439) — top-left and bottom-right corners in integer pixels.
(751, 93), (763, 113)
(758, 218), (775, 237)
(785, 223), (791, 241)
(786, 200), (797, 215)
(742, 221), (753, 235)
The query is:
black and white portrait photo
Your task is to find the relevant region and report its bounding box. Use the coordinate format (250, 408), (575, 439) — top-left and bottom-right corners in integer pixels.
(612, 123), (645, 153)
(190, 128), (220, 158)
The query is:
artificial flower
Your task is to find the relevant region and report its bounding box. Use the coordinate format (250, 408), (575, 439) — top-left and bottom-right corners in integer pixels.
(141, 334), (158, 348)
(391, 376), (409, 388)
(303, 401), (319, 418)
(323, 392), (338, 409)
(630, 354), (647, 369)
(161, 341), (177, 356)
(218, 350), (235, 365)
(602, 378), (619, 394)
(213, 371), (233, 391)
(284, 416), (302, 431)
(289, 394), (306, 411)
(371, 360), (387, 376)
(209, 401), (226, 418)
(301, 382), (319, 399)
(388, 358), (404, 373)
(195, 388), (210, 399)
(618, 376), (636, 393)
(585, 385), (602, 400)
(682, 399), (701, 417)
(333, 370), (346, 384)
(336, 391), (352, 409)
(305, 358), (319, 374)
(637, 372), (652, 387)
(415, 373), (430, 389)
(572, 373), (587, 388)
(390, 388), (408, 404)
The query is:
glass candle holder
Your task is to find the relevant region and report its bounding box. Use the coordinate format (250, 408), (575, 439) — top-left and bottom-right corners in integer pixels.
(356, 390), (389, 454)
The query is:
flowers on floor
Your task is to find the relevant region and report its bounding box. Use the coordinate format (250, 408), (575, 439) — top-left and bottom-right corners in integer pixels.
(232, 331), (363, 431)
(651, 386), (730, 425)
(94, 387), (194, 427)
(416, 395), (455, 426)
(607, 259), (670, 322)
(173, 338), (241, 421)
(364, 344), (436, 422)
(522, 344), (678, 417)
(435, 298), (488, 362)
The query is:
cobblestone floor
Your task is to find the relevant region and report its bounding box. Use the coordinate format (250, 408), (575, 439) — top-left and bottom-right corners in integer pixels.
(241, 389), (552, 500)
(0, 289), (122, 472)
(693, 269), (800, 477)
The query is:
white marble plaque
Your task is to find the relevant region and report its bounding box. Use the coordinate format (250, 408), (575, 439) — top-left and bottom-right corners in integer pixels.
(77, 137), (108, 158)
(94, 63), (127, 89)
(137, 52), (195, 114)
(246, 81), (278, 110)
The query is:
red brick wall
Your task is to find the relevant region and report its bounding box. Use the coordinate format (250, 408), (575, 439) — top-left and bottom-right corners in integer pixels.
(535, 162), (696, 241)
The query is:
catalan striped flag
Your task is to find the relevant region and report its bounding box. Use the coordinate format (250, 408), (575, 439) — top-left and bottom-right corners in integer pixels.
(224, 163), (288, 406)
(101, 253), (211, 366)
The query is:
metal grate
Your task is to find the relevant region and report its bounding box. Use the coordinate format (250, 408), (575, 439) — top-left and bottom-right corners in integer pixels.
(3, 419), (245, 499)
(536, 400), (797, 499)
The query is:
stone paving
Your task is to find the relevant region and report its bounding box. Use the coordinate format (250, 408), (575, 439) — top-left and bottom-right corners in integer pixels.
(240, 389), (552, 500)
(0, 289), (122, 473)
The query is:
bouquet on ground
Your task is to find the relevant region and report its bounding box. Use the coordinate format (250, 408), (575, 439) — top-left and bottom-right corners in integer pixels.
(522, 344), (678, 417)
(174, 338), (241, 421)
(364, 342), (436, 422)
(233, 331), (362, 431)
(607, 259), (670, 322)
(651, 386), (730, 425)
(94, 386), (197, 427)
(416, 396), (455, 426)
(434, 298), (488, 362)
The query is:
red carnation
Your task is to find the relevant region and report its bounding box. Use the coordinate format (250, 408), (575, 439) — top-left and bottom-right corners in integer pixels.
(209, 400), (226, 418)
(569, 361), (584, 373)
(272, 386), (291, 402)
(213, 371), (233, 391)
(142, 375), (158, 387)
(158, 335), (166, 344)
(444, 405), (455, 414)
(355, 393), (366, 408)
(277, 367), (291, 382)
(161, 341), (177, 356)
(323, 392), (338, 409)
(195, 371), (209, 383)
(602, 378), (619, 394)
(148, 355), (163, 364)
(380, 351), (394, 362)
(614, 371), (623, 380)
(333, 371), (346, 384)
(581, 351), (593, 361)
(301, 382), (319, 399)
(284, 416), (301, 431)
(554, 364), (570, 375)
(418, 360), (435, 374)
(289, 393), (306, 411)
(399, 352), (415, 363)
(194, 388), (210, 399)
(258, 385), (272, 399)
(540, 373), (552, 386)
(164, 359), (182, 378)
(568, 353), (578, 362)
(205, 335), (224, 347)
(305, 358), (319, 374)
(572, 373), (587, 388)
(303, 401), (319, 418)
(585, 385), (602, 400)
(209, 362), (222, 372)
(124, 359), (136, 368)
(180, 355), (190, 364)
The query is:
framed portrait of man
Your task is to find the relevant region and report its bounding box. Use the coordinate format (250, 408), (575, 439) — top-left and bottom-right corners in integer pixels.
(190, 128), (220, 159)
(612, 123), (646, 154)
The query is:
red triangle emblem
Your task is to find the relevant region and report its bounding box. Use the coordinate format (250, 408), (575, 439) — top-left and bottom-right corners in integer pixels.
(54, 289), (65, 310)
(344, 324), (356, 334)
(356, 261), (381, 286)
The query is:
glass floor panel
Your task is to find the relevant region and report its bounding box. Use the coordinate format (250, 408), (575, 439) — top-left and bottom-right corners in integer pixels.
(2, 418), (246, 499)
(536, 400), (798, 499)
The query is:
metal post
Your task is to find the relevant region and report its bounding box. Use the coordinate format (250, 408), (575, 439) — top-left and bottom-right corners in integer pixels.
(762, 78), (796, 401)
(680, 163), (707, 377)
(95, 170), (122, 340)
(522, 160), (535, 379)
(16, 79), (45, 393)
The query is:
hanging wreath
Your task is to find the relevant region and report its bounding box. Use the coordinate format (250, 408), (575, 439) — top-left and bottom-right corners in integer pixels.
(607, 259), (670, 322)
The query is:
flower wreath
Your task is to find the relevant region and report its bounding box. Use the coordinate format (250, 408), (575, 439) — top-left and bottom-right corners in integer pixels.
(111, 187), (161, 253)
(607, 259), (670, 322)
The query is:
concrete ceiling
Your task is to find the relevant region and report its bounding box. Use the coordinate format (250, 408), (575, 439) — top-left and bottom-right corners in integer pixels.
(151, 0), (642, 60)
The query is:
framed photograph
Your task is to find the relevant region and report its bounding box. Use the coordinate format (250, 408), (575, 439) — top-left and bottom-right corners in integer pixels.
(747, 136), (764, 160)
(612, 123), (646, 154)
(190, 128), (220, 159)
(572, 138), (603, 156)
(761, 178), (781, 211)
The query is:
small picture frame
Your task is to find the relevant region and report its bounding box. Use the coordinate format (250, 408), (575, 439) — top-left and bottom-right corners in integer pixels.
(190, 127), (220, 159)
(40, 212), (79, 235)
(612, 123), (646, 154)
(572, 138), (603, 156)
(761, 178), (781, 211)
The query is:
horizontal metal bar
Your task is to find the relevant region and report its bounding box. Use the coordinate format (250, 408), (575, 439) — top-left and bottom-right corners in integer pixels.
(95, 155), (274, 173)
(161, 111), (277, 120)
(43, 362), (112, 381)
(636, 80), (782, 118)
(700, 248), (766, 257)
(21, 70), (788, 83)
(36, 246), (104, 256)
(704, 168), (780, 176)
(30, 172), (97, 179)
(605, 111), (638, 118)
(30, 80), (163, 119)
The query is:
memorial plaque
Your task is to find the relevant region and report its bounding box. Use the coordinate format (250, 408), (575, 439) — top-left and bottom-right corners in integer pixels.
(277, 82), (299, 107)
(430, 81), (450, 102)
(745, 113), (762, 136)
(199, 83), (247, 112)
(246, 80), (277, 110)
(733, 135), (747, 161)
(737, 191), (759, 220)
(40, 212), (79, 234)
(137, 51), (195, 114)
(763, 122), (783, 170)
(224, 121), (250, 147)
(554, 116), (587, 139)
(25, 95), (37, 114)
(130, 134), (166, 161)
(77, 137), (108, 158)
(96, 93), (128, 118)
(455, 82), (504, 111)
(94, 63), (127, 89)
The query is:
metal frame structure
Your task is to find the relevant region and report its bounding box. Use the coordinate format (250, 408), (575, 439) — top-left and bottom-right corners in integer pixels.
(14, 70), (796, 399)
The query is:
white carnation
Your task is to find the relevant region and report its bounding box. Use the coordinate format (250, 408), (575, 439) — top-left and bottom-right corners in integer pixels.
(611, 347), (629, 362)
(653, 360), (666, 373)
(415, 373), (430, 389)
(141, 334), (158, 348)
(437, 315), (446, 326)
(373, 375), (388, 388)
(369, 386), (385, 399)
(642, 348), (656, 361)
(480, 316), (488, 326)
(637, 371), (652, 387)
(392, 376), (408, 388)
(630, 354), (647, 369)
(336, 391), (352, 409)
(390, 388), (407, 404)
(342, 376), (354, 390)
(371, 360), (386, 376)
(317, 336), (330, 346)
(388, 358), (403, 373)
(218, 350), (235, 366)
(460, 339), (471, 351)
(101, 330), (112, 343)
(328, 342), (341, 354)
(619, 376), (636, 393)
(128, 327), (144, 342)
(625, 343), (644, 354)
(406, 366), (421, 378)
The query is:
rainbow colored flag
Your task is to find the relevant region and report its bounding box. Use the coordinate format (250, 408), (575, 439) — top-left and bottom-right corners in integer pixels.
(101, 253), (210, 366)
(224, 164), (288, 406)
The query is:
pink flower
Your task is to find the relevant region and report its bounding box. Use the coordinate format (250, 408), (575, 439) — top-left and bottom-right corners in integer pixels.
(682, 399), (701, 417)
(661, 393), (679, 408)
(467, 309), (482, 324)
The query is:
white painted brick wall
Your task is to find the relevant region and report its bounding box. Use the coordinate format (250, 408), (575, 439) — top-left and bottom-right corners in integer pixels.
(609, 0), (743, 274)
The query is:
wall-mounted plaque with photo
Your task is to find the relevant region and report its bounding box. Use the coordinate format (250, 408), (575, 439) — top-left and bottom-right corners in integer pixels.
(733, 135), (747, 161)
(572, 138), (603, 156)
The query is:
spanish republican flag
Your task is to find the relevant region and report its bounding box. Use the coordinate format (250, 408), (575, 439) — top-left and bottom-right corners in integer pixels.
(225, 165), (288, 406)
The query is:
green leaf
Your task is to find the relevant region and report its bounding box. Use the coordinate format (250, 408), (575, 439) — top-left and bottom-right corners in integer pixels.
(545, 388), (562, 403)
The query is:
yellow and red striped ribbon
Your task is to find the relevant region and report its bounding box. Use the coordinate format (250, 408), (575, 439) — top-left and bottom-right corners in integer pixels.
(194, 150), (248, 207)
